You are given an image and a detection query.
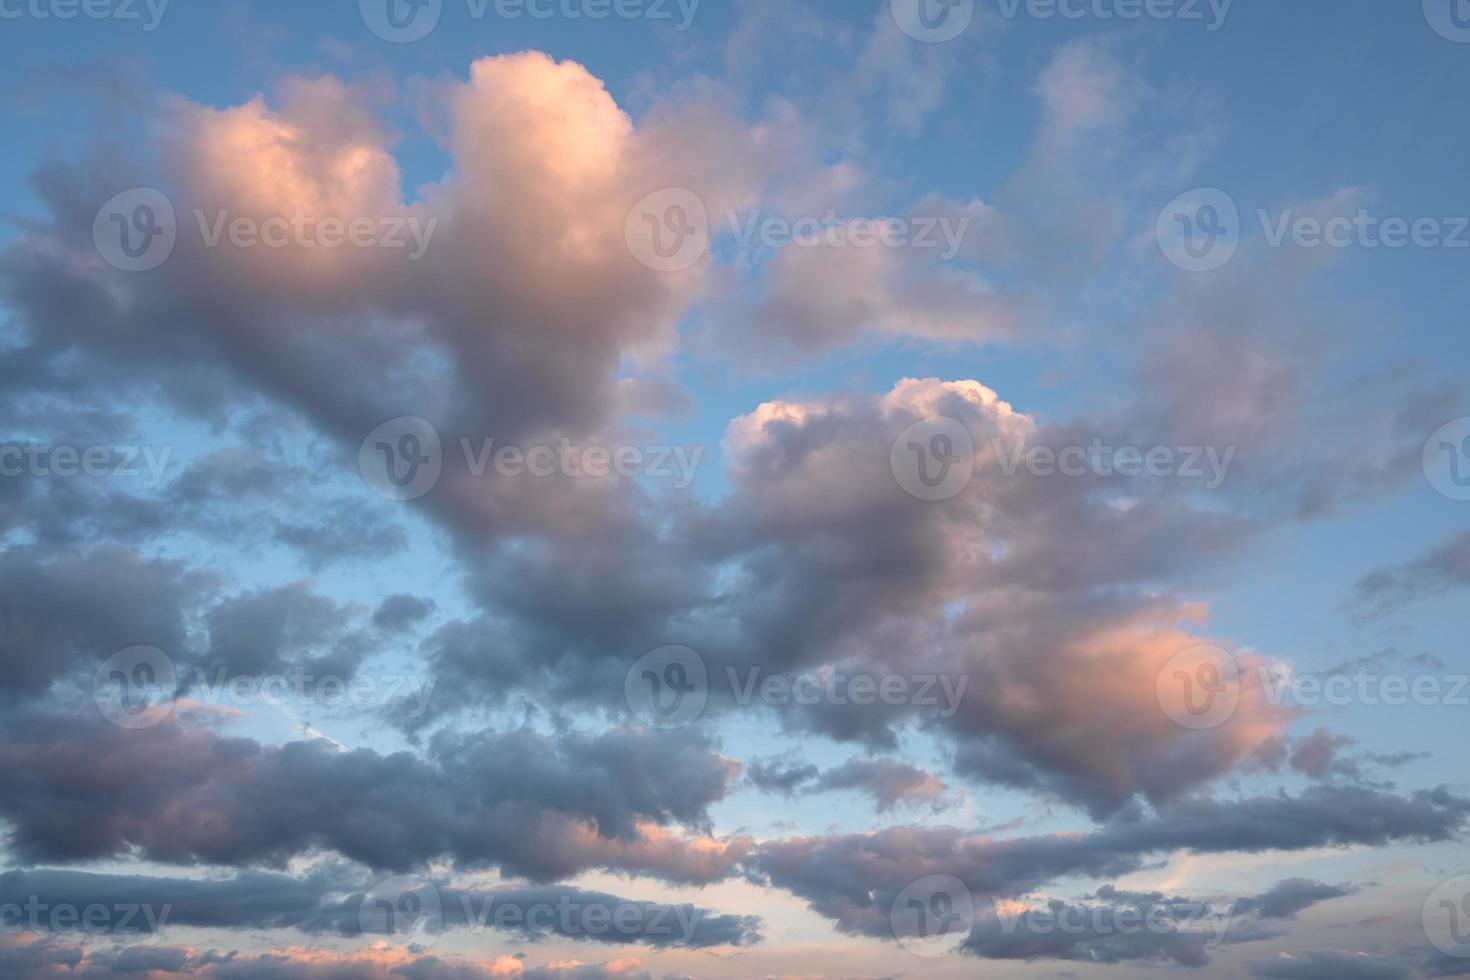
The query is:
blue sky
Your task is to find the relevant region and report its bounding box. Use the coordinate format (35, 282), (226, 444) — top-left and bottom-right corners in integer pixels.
(1, 2), (1469, 978)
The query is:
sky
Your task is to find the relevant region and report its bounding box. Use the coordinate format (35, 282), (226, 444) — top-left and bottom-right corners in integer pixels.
(1, 0), (1469, 978)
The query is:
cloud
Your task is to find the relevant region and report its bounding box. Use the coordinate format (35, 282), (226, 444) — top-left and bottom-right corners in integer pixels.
(1249, 950), (1412, 980)
(0, 707), (746, 883)
(1352, 529), (1470, 622)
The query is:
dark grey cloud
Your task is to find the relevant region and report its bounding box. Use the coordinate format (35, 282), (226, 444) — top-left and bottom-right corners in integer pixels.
(0, 707), (742, 883)
(1353, 530), (1470, 623)
(747, 785), (1468, 940)
(1233, 878), (1357, 921)
(373, 594), (437, 632)
(0, 868), (760, 948)
(0, 545), (207, 700)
